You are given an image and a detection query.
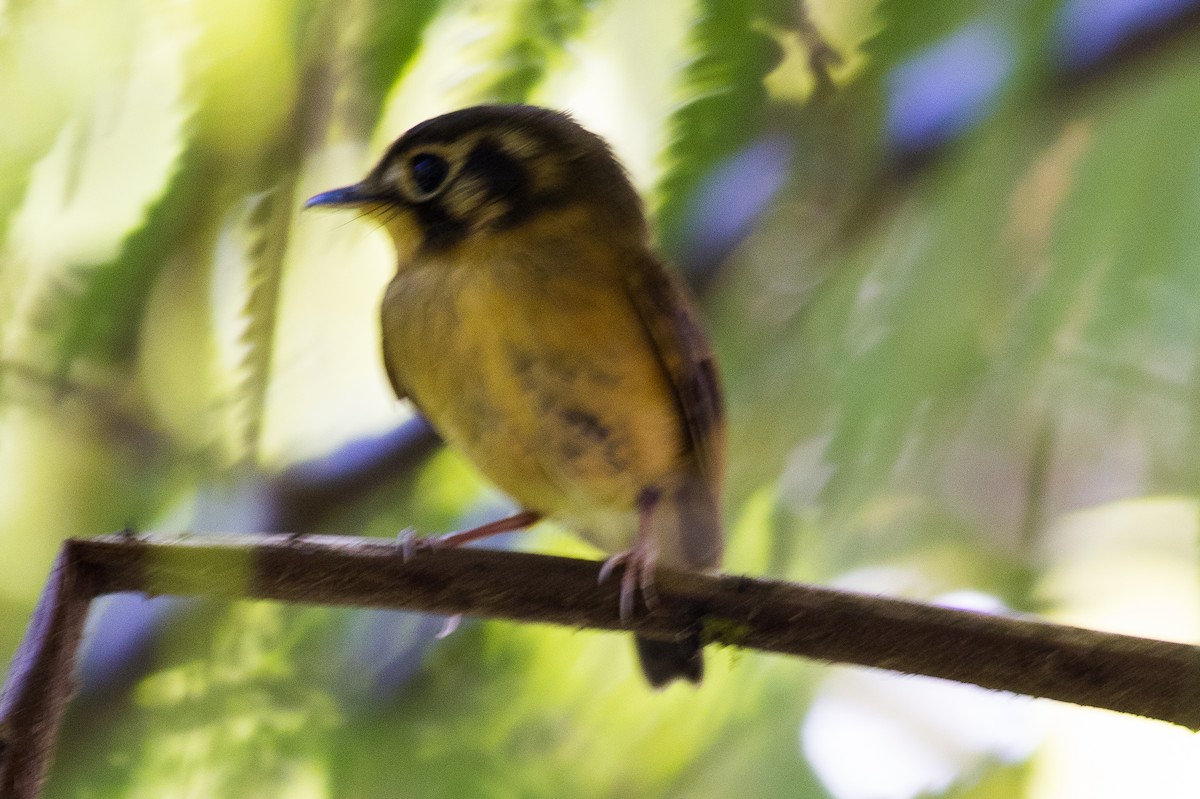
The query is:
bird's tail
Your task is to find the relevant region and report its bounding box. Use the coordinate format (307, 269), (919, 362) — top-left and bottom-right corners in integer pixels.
(634, 472), (722, 687)
(635, 633), (703, 687)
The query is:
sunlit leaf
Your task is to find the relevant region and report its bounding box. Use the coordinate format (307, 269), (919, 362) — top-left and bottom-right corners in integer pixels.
(377, 0), (594, 139)
(0, 0), (143, 213)
(119, 603), (341, 798)
(0, 4), (194, 369)
(355, 0), (443, 129)
(535, 0), (696, 195)
(190, 0), (299, 156)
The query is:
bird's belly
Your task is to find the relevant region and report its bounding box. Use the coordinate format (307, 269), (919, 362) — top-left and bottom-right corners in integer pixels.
(382, 267), (682, 550)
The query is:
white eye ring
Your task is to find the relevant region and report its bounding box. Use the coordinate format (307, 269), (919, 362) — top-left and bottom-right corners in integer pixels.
(387, 144), (461, 202)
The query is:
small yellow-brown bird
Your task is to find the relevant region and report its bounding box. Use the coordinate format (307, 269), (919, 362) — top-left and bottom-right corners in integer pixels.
(305, 105), (724, 686)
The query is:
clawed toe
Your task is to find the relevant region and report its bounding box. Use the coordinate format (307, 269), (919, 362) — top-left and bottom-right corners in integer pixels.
(598, 551), (628, 585)
(397, 528), (443, 561)
(598, 546), (659, 624)
(436, 614), (462, 639)
(639, 551), (659, 610)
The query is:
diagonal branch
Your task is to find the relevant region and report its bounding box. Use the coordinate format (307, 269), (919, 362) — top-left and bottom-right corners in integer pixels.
(0, 547), (95, 799)
(4, 531), (1200, 798)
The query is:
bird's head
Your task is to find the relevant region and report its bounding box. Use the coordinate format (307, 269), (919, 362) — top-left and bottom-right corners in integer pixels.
(305, 105), (647, 259)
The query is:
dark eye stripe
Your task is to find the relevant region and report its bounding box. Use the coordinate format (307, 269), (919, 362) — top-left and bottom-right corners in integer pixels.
(462, 139), (539, 226)
(465, 140), (526, 199)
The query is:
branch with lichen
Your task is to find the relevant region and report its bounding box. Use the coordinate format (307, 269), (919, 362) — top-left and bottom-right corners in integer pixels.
(4, 532), (1200, 798)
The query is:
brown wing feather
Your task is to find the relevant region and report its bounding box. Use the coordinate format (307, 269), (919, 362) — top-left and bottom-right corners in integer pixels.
(624, 259), (725, 487)
(624, 258), (725, 571)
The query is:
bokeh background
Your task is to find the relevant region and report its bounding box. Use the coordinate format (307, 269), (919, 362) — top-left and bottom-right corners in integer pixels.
(3, 0), (1200, 796)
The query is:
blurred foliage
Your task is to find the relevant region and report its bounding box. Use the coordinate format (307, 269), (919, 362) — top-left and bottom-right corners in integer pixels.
(3, 0), (1200, 797)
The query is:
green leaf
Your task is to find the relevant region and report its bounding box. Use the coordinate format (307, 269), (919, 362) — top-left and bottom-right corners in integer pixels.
(656, 0), (792, 254)
(0, 5), (194, 370)
(481, 0), (594, 103)
(354, 0), (444, 129)
(377, 0), (594, 137)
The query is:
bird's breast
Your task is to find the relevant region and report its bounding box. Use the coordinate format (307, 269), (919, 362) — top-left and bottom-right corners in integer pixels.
(380, 253), (684, 545)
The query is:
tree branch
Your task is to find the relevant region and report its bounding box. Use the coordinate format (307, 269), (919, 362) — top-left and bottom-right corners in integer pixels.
(0, 548), (94, 799)
(4, 532), (1200, 797)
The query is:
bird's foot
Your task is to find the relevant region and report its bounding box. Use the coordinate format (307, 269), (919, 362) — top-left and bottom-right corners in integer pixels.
(396, 528), (445, 561)
(396, 510), (543, 562)
(598, 541), (659, 624)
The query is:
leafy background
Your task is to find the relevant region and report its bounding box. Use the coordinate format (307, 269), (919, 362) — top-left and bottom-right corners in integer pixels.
(3, 0), (1200, 796)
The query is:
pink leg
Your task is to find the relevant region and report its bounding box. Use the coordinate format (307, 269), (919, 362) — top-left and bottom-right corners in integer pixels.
(399, 510), (541, 559)
(597, 489), (661, 623)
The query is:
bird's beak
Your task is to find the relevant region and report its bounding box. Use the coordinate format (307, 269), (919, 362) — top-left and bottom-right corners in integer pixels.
(303, 182), (387, 209)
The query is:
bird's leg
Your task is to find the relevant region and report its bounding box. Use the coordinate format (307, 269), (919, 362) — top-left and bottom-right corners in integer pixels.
(598, 488), (661, 623)
(398, 509), (542, 560)
(398, 511), (540, 640)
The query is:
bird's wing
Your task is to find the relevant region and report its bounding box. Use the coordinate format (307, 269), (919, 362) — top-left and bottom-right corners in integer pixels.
(624, 259), (725, 483)
(624, 259), (725, 569)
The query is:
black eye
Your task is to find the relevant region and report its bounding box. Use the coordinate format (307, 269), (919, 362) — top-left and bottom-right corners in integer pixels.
(410, 153), (449, 196)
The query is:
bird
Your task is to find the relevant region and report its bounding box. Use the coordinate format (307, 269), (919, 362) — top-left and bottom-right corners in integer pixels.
(305, 104), (724, 687)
